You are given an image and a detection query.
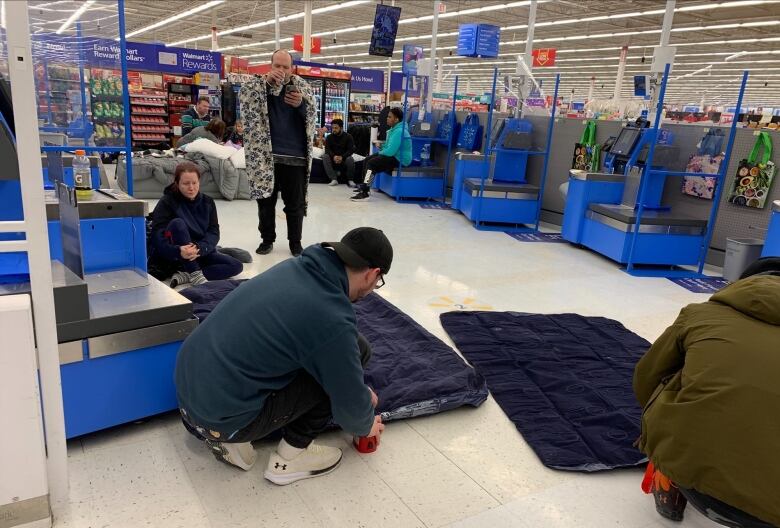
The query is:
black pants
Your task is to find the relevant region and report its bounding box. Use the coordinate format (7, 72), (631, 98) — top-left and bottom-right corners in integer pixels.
(256, 163), (306, 244)
(680, 488), (777, 528)
(359, 154), (398, 192)
(182, 334), (372, 449)
(164, 219), (242, 279)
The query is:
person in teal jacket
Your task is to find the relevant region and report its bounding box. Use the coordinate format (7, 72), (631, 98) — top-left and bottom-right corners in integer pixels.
(351, 107), (411, 201)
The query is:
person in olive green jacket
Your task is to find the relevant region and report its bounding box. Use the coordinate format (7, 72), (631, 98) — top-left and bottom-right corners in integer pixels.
(634, 271), (780, 527)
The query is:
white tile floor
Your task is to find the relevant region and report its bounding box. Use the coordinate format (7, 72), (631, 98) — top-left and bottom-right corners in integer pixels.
(56, 183), (722, 527)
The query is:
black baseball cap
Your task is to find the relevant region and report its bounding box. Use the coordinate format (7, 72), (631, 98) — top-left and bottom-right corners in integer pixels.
(322, 227), (393, 274)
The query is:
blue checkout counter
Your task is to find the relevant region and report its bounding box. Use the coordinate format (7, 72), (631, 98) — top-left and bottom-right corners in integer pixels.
(0, 184), (196, 439)
(562, 169), (708, 266)
(372, 116), (452, 202)
(561, 121), (710, 271)
(451, 118), (542, 230)
(762, 200), (780, 257)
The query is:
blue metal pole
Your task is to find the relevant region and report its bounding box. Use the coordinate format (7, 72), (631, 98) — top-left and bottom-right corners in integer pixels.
(444, 75), (458, 202)
(475, 68), (498, 227)
(118, 0), (134, 195)
(696, 70), (749, 275)
(534, 74), (559, 231)
(625, 63), (670, 273)
(76, 21), (89, 146)
(43, 57), (54, 125)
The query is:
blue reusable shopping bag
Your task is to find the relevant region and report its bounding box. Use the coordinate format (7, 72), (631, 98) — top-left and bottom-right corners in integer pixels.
(456, 113), (483, 151)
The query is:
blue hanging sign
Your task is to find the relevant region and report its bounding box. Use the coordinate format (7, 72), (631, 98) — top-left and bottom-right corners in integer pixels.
(458, 24), (500, 58)
(368, 4), (402, 57)
(84, 39), (157, 69)
(346, 67), (385, 93)
(402, 45), (423, 76)
(157, 47), (221, 74)
(475, 24), (500, 58)
(457, 24), (478, 56)
(27, 33), (221, 76)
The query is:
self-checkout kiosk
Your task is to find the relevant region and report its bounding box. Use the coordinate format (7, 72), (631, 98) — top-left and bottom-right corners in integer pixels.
(452, 69), (559, 231)
(562, 64), (749, 277)
(1, 126), (195, 439)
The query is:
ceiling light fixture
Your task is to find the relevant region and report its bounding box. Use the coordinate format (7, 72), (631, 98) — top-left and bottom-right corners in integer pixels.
(56, 0), (95, 35)
(169, 0), (369, 47)
(126, 0), (223, 39)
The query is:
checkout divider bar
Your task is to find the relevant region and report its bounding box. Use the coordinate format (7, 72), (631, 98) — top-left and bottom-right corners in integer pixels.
(696, 70), (749, 275)
(625, 63), (671, 274)
(443, 75), (459, 201)
(474, 68), (499, 226)
(533, 73), (560, 231)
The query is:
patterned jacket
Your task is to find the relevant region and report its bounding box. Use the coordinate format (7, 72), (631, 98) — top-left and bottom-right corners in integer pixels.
(239, 74), (317, 207)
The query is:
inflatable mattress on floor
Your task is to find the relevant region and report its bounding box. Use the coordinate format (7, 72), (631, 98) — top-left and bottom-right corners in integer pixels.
(440, 311), (650, 472)
(180, 280), (488, 422)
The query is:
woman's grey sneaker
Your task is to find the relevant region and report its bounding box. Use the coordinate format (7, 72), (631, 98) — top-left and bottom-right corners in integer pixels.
(205, 440), (257, 471)
(169, 271), (190, 288)
(263, 443), (343, 485)
(328, 180), (339, 186)
(190, 270), (208, 286)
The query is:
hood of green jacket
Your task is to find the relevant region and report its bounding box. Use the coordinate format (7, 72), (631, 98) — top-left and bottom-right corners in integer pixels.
(710, 275), (780, 326)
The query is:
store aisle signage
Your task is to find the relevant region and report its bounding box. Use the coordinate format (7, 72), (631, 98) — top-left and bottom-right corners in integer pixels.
(346, 67), (385, 93)
(369, 4), (402, 57)
(402, 45), (423, 76)
(28, 32), (221, 76)
(532, 48), (556, 67)
(457, 24), (500, 58)
(293, 35), (322, 54)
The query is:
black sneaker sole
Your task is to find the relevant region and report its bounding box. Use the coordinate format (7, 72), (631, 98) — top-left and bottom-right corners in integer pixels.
(255, 245), (273, 255)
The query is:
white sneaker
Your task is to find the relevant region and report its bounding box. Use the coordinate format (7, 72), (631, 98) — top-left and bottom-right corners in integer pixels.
(205, 440), (257, 471)
(347, 180), (355, 187)
(328, 180), (339, 186)
(263, 443), (343, 485)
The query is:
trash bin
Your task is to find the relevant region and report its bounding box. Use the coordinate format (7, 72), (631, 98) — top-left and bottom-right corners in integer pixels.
(723, 238), (765, 282)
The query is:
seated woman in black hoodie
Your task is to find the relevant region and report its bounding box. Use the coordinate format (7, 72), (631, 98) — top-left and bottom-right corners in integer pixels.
(150, 161), (243, 287)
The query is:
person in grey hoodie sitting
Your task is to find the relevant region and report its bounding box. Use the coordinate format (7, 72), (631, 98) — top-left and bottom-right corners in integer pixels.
(176, 117), (227, 150)
(149, 161), (242, 287)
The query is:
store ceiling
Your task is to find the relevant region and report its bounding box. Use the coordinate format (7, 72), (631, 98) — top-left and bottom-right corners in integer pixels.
(25, 0), (780, 106)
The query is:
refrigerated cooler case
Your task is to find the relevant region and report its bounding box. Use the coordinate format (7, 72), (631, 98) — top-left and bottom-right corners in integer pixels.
(295, 73), (350, 130)
(323, 80), (349, 132)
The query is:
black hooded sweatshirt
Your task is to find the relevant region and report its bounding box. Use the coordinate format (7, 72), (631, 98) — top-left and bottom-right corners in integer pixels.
(150, 186), (220, 261)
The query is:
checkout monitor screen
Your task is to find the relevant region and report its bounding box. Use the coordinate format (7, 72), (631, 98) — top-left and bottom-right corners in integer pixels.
(610, 127), (641, 156)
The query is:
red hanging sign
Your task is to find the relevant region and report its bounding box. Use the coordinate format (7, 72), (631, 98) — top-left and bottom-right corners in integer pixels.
(293, 34), (322, 54)
(532, 48), (556, 67)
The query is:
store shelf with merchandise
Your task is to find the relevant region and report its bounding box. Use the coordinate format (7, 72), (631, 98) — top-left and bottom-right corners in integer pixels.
(89, 68), (126, 147)
(129, 90), (171, 144)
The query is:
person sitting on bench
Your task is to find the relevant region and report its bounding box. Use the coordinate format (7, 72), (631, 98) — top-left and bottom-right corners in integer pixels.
(350, 107), (411, 201)
(634, 265), (780, 527)
(323, 118), (355, 187)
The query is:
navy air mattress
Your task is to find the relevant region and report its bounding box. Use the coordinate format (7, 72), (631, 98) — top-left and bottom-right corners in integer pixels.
(440, 311), (649, 472)
(180, 280), (488, 422)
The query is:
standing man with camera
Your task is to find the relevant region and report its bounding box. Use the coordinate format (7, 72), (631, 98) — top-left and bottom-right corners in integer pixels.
(240, 49), (318, 257)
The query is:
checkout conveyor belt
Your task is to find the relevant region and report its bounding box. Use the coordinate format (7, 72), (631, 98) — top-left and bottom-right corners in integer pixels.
(587, 203), (708, 235)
